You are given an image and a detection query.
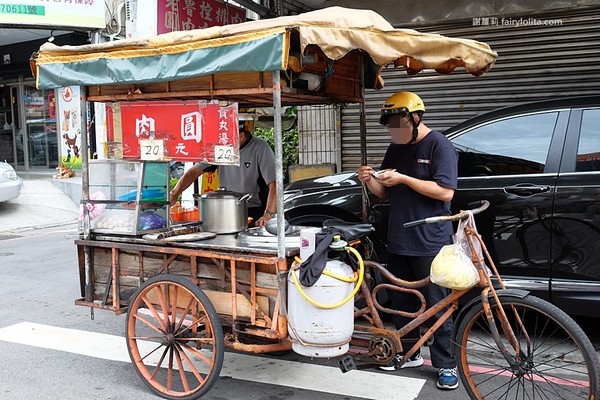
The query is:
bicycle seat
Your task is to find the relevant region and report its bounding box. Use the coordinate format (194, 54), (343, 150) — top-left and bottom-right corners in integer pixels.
(323, 219), (374, 242)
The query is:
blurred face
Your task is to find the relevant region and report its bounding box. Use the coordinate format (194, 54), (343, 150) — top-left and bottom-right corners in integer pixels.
(385, 113), (413, 144)
(239, 130), (249, 146)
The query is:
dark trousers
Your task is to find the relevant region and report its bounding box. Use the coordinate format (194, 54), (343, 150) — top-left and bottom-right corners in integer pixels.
(386, 252), (456, 369)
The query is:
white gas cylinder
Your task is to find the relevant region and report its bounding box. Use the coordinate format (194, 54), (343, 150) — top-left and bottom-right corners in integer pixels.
(287, 258), (355, 358)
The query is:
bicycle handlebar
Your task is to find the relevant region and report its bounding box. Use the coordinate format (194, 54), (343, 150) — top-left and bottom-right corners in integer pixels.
(403, 200), (490, 228)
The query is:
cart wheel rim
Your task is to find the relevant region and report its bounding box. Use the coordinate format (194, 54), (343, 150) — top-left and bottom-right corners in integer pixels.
(126, 275), (224, 399)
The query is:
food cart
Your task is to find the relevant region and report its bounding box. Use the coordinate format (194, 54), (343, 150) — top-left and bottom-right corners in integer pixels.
(31, 7), (497, 399)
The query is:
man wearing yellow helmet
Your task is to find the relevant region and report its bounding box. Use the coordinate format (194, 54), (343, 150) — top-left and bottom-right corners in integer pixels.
(358, 92), (459, 390)
(379, 91), (425, 145)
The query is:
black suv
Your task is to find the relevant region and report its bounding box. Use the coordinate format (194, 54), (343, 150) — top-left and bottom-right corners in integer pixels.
(283, 96), (600, 318)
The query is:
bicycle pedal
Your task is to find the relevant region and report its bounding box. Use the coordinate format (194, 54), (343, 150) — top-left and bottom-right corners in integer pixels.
(419, 327), (434, 346)
(338, 355), (357, 373)
(425, 336), (434, 346)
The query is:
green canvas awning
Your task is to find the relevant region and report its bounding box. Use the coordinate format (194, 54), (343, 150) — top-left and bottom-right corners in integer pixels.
(32, 7), (497, 91)
(33, 28), (288, 89)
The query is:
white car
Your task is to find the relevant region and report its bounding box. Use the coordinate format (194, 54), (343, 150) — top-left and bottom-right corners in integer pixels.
(0, 161), (23, 202)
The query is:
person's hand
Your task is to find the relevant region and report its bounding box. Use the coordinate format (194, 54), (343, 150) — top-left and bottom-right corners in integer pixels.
(375, 170), (404, 187)
(169, 191), (179, 206)
(255, 213), (272, 227)
(357, 166), (375, 183)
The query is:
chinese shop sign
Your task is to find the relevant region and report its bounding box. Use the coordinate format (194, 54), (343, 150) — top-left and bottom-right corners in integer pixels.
(158, 0), (246, 33)
(111, 101), (239, 164)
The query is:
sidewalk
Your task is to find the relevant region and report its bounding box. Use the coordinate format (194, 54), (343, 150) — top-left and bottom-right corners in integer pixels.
(0, 172), (81, 235)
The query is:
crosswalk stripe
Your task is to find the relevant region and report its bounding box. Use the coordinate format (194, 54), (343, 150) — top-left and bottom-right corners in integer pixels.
(0, 322), (425, 399)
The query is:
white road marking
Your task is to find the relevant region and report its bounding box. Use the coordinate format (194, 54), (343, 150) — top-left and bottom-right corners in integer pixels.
(0, 322), (425, 399)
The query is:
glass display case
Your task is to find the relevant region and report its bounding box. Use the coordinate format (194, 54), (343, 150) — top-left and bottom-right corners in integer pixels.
(86, 160), (170, 235)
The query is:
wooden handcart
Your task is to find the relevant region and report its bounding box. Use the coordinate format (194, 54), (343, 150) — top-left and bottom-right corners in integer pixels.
(31, 6), (501, 399)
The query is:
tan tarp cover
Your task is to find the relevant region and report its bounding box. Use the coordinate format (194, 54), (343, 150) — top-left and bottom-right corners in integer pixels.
(33, 7), (497, 89)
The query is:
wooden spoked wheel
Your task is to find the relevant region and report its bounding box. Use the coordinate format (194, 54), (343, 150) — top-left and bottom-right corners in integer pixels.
(126, 275), (224, 400)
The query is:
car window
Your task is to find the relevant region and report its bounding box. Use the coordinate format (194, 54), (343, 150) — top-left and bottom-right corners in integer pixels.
(575, 109), (600, 172)
(453, 112), (559, 176)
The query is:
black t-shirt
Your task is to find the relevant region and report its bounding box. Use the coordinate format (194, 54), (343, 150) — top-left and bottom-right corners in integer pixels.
(381, 130), (458, 256)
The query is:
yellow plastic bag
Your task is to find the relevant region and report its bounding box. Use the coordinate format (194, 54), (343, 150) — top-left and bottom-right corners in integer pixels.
(430, 243), (480, 290)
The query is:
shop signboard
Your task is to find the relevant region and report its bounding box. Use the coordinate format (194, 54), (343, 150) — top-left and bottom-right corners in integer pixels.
(111, 101), (240, 165)
(57, 86), (81, 167)
(0, 0), (105, 29)
(158, 0), (246, 33)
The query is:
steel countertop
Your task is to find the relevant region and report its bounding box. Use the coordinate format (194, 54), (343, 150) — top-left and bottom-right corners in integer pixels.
(87, 230), (301, 257)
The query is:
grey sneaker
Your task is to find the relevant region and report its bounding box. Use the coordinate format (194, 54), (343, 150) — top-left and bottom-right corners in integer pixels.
(399, 353), (424, 369)
(378, 355), (399, 371)
(379, 353), (423, 371)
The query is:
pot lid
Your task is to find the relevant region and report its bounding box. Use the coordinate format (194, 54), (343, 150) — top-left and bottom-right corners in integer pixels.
(197, 187), (247, 200)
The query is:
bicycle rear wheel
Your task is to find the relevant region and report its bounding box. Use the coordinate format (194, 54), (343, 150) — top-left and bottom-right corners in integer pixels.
(455, 294), (599, 400)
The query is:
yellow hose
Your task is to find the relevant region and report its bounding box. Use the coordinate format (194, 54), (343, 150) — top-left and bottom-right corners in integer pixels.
(290, 246), (364, 309)
(293, 256), (358, 283)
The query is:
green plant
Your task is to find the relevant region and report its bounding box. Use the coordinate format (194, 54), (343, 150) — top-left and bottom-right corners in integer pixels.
(254, 107), (299, 182)
(169, 177), (181, 202)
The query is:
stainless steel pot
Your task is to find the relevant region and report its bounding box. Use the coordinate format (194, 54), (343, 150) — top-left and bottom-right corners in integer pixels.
(195, 187), (251, 234)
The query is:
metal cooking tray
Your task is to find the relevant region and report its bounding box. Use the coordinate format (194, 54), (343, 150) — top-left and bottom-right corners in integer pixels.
(237, 226), (301, 247)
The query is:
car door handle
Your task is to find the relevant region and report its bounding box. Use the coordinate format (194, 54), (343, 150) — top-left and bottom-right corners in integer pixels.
(502, 184), (551, 196)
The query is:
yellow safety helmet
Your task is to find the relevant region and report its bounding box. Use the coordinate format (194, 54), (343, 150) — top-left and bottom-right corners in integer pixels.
(379, 92), (425, 125)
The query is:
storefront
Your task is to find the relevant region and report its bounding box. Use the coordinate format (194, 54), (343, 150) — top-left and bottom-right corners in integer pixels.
(0, 0), (105, 171)
(1, 0), (253, 171)
(0, 80), (58, 169)
(0, 33), (90, 171)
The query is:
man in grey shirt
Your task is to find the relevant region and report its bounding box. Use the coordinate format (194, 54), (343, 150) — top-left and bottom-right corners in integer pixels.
(170, 129), (277, 227)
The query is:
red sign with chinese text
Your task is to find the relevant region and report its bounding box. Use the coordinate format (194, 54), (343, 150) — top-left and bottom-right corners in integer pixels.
(113, 101), (239, 164)
(158, 0), (246, 33)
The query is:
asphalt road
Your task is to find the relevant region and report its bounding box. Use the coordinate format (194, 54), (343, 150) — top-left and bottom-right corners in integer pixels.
(0, 229), (472, 400)
(0, 180), (459, 399)
(0, 177), (598, 399)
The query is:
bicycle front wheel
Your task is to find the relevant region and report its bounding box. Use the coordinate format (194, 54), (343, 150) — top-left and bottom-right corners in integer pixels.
(455, 294), (599, 400)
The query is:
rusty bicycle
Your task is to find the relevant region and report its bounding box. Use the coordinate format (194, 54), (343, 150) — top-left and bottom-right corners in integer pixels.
(343, 200), (599, 399)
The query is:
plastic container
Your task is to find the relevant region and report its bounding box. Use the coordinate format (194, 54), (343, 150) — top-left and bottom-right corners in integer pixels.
(170, 203), (199, 222)
(300, 227), (322, 261)
(183, 207), (199, 221)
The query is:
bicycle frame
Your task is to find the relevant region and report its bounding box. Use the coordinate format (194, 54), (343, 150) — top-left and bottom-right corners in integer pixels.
(353, 261), (468, 364)
(351, 200), (528, 370)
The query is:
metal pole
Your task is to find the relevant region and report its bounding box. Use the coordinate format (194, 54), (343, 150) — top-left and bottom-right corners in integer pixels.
(359, 104), (367, 165)
(80, 88), (90, 239)
(359, 57), (369, 222)
(272, 70), (285, 259)
(79, 86), (93, 302)
(83, 32), (99, 302)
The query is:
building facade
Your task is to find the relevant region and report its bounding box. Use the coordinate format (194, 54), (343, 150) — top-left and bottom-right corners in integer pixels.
(339, 2), (600, 170)
(0, 0), (106, 171)
(2, 1), (598, 173)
